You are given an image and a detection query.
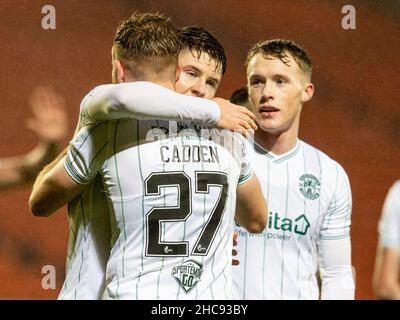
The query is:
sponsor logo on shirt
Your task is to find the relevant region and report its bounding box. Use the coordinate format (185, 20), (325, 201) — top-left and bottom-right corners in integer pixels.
(236, 213), (311, 241)
(171, 260), (203, 293)
(267, 212), (311, 236)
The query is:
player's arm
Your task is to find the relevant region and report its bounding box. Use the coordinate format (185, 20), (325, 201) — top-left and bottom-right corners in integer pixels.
(318, 164), (355, 300)
(317, 238), (355, 299)
(373, 246), (400, 299)
(372, 181), (400, 299)
(29, 155), (83, 217)
(82, 82), (256, 131)
(0, 87), (67, 190)
(29, 147), (69, 216)
(30, 123), (107, 217)
(235, 174), (267, 234)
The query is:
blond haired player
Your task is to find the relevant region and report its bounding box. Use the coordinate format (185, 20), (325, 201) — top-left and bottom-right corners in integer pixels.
(31, 16), (265, 299)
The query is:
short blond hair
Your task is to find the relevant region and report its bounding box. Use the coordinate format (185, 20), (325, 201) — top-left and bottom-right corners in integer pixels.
(113, 12), (180, 68)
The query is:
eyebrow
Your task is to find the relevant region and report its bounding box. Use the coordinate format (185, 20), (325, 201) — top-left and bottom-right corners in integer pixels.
(249, 73), (265, 79)
(184, 65), (221, 84)
(272, 73), (291, 81)
(183, 65), (201, 73)
(249, 73), (289, 80)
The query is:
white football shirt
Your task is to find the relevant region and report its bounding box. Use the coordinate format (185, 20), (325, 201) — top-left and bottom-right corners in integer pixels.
(233, 139), (352, 300)
(64, 119), (252, 300)
(58, 90), (112, 300)
(58, 175), (111, 299)
(59, 83), (223, 299)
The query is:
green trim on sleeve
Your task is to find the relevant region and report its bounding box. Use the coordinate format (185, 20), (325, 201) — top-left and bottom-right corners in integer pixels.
(64, 157), (90, 185)
(238, 171), (253, 185)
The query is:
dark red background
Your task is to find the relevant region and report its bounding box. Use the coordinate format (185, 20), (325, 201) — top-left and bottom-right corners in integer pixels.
(0, 0), (398, 299)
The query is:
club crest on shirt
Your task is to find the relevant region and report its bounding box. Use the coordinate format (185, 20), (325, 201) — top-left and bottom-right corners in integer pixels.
(171, 259), (203, 293)
(299, 174), (321, 200)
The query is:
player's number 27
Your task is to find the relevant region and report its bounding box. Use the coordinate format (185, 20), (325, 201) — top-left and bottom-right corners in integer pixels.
(144, 171), (228, 257)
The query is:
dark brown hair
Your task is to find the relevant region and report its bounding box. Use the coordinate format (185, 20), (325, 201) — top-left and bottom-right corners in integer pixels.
(230, 87), (248, 105)
(179, 26), (226, 75)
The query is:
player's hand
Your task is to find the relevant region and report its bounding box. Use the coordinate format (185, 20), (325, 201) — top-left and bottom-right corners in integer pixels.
(232, 231), (239, 266)
(212, 98), (257, 137)
(26, 86), (68, 144)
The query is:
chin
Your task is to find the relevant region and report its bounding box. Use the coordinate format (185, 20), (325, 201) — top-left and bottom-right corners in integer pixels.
(259, 127), (279, 134)
(257, 119), (279, 132)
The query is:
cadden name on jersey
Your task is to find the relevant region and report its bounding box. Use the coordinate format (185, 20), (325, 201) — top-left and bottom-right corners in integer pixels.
(160, 144), (220, 163)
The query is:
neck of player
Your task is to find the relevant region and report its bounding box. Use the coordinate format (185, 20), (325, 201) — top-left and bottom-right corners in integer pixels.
(255, 123), (299, 156)
(126, 65), (177, 91)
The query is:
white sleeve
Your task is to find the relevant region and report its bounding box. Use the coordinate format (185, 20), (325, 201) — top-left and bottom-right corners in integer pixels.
(238, 135), (254, 185)
(378, 181), (400, 247)
(318, 238), (355, 300)
(319, 163), (352, 240)
(79, 82), (220, 126)
(63, 122), (111, 185)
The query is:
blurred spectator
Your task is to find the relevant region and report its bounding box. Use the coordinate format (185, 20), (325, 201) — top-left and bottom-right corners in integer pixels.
(0, 86), (67, 190)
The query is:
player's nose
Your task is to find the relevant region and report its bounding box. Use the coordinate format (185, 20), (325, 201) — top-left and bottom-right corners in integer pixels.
(261, 82), (273, 101)
(191, 81), (206, 98)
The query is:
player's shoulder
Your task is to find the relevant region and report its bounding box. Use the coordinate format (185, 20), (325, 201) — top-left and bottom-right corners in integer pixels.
(80, 84), (114, 112)
(74, 119), (116, 146)
(300, 140), (348, 177)
(391, 180), (400, 190)
(387, 180), (400, 197)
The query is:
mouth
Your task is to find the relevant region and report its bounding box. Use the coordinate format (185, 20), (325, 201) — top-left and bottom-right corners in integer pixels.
(259, 105), (280, 115)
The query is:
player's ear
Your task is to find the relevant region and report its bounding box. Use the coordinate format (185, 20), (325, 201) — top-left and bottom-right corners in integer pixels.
(175, 61), (183, 82)
(114, 59), (126, 83)
(302, 82), (314, 103)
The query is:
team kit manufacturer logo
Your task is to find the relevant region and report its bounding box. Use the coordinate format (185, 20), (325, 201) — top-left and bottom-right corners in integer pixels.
(172, 260), (203, 293)
(299, 174), (321, 200)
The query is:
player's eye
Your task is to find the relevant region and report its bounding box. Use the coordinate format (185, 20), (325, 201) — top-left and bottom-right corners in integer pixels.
(206, 80), (217, 89)
(250, 79), (263, 86)
(185, 70), (197, 78)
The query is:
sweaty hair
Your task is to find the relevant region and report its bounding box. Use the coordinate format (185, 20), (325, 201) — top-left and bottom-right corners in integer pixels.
(230, 87), (249, 105)
(179, 26), (227, 75)
(246, 39), (312, 80)
(113, 12), (180, 67)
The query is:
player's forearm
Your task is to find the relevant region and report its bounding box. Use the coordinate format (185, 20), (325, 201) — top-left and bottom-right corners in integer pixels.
(30, 148), (69, 216)
(32, 147), (68, 189)
(318, 238), (355, 300)
(30, 151), (80, 217)
(30, 177), (67, 217)
(85, 82), (220, 124)
(320, 266), (355, 300)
